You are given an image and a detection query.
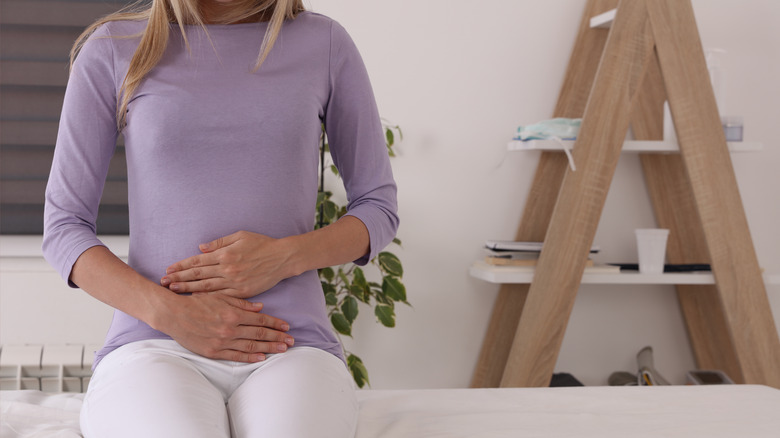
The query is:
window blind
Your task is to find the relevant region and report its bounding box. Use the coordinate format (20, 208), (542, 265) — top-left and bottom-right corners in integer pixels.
(0, 0), (134, 234)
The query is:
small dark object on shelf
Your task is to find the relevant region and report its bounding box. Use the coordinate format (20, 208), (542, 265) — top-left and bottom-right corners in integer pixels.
(608, 371), (638, 386)
(608, 263), (711, 272)
(686, 369), (734, 385)
(550, 372), (584, 387)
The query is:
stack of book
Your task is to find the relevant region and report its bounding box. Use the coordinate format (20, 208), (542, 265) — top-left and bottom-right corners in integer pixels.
(483, 240), (599, 267)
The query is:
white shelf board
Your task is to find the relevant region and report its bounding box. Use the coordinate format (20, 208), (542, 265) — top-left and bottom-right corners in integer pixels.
(470, 261), (780, 286)
(590, 8), (616, 28)
(508, 139), (762, 154)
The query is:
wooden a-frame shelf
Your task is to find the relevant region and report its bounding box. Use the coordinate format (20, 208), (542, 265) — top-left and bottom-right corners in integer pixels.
(470, 0), (780, 389)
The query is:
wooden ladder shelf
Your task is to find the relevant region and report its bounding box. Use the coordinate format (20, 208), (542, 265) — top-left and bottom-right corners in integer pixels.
(471, 0), (780, 389)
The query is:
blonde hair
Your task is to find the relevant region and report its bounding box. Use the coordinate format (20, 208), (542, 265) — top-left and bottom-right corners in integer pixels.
(70, 0), (306, 131)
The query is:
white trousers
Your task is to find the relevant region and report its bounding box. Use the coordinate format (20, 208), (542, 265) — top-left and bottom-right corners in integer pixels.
(80, 339), (358, 438)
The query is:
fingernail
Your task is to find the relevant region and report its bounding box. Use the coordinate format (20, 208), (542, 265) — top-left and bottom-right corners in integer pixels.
(256, 354), (266, 362)
(285, 337), (294, 346)
(161, 277), (170, 286)
(166, 267), (174, 274)
(170, 284), (180, 292)
(281, 324), (290, 331)
(199, 243), (210, 251)
(252, 302), (263, 308)
(277, 344), (287, 352)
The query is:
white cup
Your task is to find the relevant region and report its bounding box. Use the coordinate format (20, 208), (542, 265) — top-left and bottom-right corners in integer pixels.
(635, 229), (669, 274)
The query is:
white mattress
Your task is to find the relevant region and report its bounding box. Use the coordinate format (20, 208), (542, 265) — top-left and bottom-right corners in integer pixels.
(2, 385), (779, 437)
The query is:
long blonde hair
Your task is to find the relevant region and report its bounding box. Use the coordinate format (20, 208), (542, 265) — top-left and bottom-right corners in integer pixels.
(70, 0), (306, 131)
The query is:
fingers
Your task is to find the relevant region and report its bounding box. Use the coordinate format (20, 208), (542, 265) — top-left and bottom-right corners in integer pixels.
(168, 280), (225, 294)
(224, 296), (293, 339)
(231, 327), (295, 352)
(206, 338), (293, 363)
(199, 231), (244, 253)
(213, 300), (294, 360)
(165, 251), (218, 276)
(236, 303), (291, 333)
(169, 294), (295, 364)
(161, 265), (224, 293)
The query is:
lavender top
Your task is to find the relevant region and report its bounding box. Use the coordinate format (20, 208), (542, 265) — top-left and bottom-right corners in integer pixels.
(42, 12), (398, 367)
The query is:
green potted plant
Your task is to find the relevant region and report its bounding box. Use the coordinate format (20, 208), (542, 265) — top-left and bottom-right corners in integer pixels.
(315, 121), (408, 388)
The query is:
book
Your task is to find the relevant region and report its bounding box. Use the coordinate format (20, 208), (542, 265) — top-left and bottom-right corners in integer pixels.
(485, 240), (600, 254)
(483, 249), (539, 259)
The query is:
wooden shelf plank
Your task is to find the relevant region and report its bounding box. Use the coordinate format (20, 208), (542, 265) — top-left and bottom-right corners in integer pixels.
(508, 139), (762, 153)
(470, 261), (780, 285)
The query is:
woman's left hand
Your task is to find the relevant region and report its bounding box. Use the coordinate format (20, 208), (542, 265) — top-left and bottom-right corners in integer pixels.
(161, 230), (296, 299)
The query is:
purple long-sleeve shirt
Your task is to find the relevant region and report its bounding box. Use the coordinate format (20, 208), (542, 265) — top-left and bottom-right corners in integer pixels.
(42, 12), (399, 367)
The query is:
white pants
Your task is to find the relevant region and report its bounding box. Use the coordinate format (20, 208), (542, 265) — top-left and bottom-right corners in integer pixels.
(80, 339), (358, 438)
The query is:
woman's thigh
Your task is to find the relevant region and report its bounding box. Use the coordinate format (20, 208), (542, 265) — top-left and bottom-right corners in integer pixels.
(228, 347), (358, 438)
(80, 340), (230, 438)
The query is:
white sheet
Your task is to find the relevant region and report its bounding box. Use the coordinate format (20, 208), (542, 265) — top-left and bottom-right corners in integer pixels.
(1, 391), (84, 438)
(3, 385), (780, 437)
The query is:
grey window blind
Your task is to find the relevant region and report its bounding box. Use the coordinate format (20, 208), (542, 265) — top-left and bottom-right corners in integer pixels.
(0, 0), (134, 234)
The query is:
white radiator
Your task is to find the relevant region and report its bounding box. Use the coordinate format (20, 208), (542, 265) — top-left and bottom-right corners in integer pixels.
(0, 344), (99, 393)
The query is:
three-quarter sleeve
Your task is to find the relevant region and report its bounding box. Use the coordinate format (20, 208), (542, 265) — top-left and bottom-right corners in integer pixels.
(42, 24), (119, 286)
(324, 21), (399, 265)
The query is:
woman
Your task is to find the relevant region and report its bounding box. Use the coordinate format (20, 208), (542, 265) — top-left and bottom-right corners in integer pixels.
(42, 0), (399, 436)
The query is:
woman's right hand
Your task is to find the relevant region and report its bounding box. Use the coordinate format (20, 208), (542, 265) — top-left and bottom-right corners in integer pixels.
(154, 293), (295, 363)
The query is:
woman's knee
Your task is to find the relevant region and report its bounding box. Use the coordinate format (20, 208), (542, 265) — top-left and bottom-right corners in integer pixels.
(228, 347), (358, 438)
(80, 340), (230, 438)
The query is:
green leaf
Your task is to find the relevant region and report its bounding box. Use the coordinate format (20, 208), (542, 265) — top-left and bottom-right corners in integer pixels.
(321, 281), (336, 295)
(392, 237), (402, 246)
(385, 129), (395, 147)
(330, 312), (352, 336)
(330, 164), (339, 176)
(347, 354), (369, 388)
(338, 270), (350, 286)
(377, 252), (403, 277)
(382, 276), (406, 302)
(342, 296), (359, 323)
(374, 303), (395, 328)
(356, 285), (373, 303)
(323, 200), (337, 221)
(352, 267), (367, 287)
(324, 292), (337, 306)
(375, 293), (394, 306)
(319, 267), (335, 282)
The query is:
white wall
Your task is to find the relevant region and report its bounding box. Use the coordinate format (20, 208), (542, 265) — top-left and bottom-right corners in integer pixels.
(2, 0), (779, 388)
